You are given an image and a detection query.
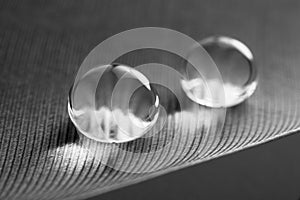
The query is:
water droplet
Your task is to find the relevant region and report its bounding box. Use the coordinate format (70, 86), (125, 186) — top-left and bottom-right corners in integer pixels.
(182, 36), (258, 107)
(68, 64), (160, 143)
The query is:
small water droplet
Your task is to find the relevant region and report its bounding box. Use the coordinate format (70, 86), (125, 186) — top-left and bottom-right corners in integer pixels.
(182, 36), (258, 107)
(68, 64), (160, 143)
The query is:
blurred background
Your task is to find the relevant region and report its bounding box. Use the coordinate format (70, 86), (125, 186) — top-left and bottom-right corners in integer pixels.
(96, 132), (300, 200)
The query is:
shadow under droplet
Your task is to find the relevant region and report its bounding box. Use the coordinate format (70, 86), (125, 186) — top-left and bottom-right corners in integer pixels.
(53, 117), (80, 148)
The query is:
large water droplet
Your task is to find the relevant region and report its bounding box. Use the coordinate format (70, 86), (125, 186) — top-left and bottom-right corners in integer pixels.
(68, 64), (160, 143)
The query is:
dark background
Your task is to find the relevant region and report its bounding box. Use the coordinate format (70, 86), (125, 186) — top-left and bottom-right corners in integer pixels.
(95, 132), (300, 200)
(1, 0), (300, 199)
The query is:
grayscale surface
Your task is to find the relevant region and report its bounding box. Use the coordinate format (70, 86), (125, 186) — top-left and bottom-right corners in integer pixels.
(0, 0), (300, 199)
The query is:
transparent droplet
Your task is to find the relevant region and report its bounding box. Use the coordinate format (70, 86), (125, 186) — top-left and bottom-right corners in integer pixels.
(182, 36), (258, 107)
(68, 64), (160, 143)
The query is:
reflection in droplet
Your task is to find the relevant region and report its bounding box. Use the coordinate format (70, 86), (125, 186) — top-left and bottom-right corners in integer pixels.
(68, 64), (160, 143)
(182, 36), (258, 107)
